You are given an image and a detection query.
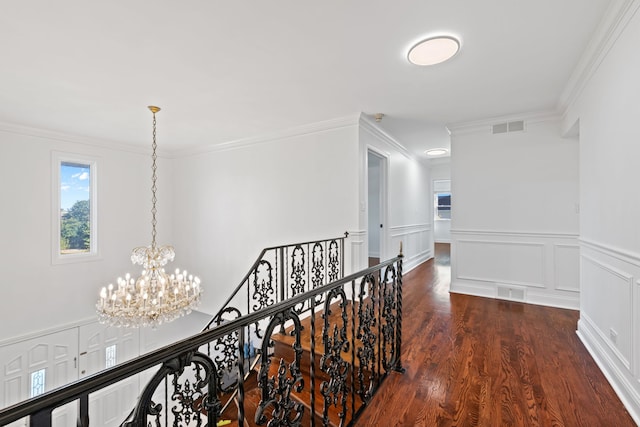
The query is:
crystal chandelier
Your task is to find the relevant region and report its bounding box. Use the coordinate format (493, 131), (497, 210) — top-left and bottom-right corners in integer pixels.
(96, 106), (201, 328)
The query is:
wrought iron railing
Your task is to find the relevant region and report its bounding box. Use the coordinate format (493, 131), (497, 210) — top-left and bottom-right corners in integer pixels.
(0, 243), (404, 427)
(204, 233), (349, 332)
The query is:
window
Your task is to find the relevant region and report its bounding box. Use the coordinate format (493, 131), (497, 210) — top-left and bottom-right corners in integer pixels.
(105, 344), (117, 368)
(30, 369), (46, 398)
(434, 192), (451, 219)
(52, 152), (98, 263)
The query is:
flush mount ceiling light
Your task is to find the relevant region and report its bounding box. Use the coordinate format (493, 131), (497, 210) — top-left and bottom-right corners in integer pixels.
(408, 36), (460, 66)
(425, 148), (449, 157)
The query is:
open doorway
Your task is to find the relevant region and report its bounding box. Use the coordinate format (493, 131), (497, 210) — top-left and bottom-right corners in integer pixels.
(367, 150), (387, 267)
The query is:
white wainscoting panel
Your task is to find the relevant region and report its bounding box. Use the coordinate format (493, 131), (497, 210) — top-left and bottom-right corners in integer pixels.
(456, 239), (545, 288)
(389, 224), (432, 272)
(554, 244), (580, 291)
(347, 230), (367, 274)
(581, 254), (632, 368)
(450, 230), (579, 309)
(577, 239), (640, 424)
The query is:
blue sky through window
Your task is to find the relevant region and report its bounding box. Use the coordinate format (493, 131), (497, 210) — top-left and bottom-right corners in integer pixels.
(60, 162), (90, 210)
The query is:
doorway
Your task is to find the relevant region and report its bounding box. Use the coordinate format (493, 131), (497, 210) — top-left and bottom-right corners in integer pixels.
(367, 150), (387, 267)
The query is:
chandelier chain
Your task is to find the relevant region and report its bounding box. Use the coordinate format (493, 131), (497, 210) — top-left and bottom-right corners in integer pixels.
(151, 110), (158, 249)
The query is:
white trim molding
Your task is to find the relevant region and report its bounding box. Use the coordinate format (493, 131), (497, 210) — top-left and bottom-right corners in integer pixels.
(447, 110), (561, 137)
(171, 114), (361, 158)
(0, 121), (153, 156)
(559, 0), (640, 114)
(450, 229), (579, 310)
(359, 114), (413, 160)
(581, 238), (640, 268)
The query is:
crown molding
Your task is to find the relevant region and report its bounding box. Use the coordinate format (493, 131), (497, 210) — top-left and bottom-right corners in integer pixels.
(558, 0), (640, 114)
(167, 114), (361, 159)
(0, 120), (156, 156)
(447, 110), (561, 137)
(358, 114), (413, 160)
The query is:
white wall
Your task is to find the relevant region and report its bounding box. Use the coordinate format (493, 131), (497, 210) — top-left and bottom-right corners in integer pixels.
(449, 117), (580, 309)
(0, 125), (175, 342)
(170, 121), (360, 316)
(0, 124), (213, 418)
(358, 116), (432, 272)
(564, 2), (640, 422)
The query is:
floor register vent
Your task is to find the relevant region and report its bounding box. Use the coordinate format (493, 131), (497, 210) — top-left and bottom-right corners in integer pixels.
(492, 120), (525, 134)
(496, 284), (526, 302)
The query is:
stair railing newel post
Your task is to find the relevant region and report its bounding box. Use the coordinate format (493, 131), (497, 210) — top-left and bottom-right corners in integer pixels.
(394, 242), (405, 373)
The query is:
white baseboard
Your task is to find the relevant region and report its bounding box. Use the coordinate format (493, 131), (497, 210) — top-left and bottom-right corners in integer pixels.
(450, 279), (579, 310)
(577, 315), (640, 425)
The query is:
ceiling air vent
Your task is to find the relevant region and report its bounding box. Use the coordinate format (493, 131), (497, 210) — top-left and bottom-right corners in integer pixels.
(492, 120), (525, 134)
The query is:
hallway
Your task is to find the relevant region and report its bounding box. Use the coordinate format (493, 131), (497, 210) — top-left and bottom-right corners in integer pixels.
(356, 244), (634, 426)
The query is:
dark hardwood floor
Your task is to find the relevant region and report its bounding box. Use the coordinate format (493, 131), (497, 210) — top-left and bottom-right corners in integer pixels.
(356, 243), (635, 426)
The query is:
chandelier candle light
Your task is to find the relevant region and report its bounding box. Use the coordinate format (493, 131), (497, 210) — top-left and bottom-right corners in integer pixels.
(96, 106), (201, 328)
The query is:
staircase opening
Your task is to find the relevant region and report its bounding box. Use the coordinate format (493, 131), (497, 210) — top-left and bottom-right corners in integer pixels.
(0, 235), (405, 427)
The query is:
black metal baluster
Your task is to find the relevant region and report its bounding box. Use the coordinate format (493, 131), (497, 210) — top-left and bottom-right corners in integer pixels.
(77, 394), (89, 427)
(376, 268), (382, 383)
(31, 408), (52, 427)
(350, 279), (356, 424)
(247, 275), (250, 318)
(281, 247), (287, 303)
(394, 255), (405, 373)
(238, 327), (246, 426)
(256, 309), (304, 426)
(307, 243), (311, 312)
(310, 296), (316, 427)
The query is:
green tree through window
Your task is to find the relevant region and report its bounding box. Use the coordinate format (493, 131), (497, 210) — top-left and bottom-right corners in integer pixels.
(61, 199), (90, 252)
(59, 160), (93, 255)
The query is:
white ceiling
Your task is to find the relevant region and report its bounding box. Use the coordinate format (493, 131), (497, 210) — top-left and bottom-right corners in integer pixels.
(0, 1), (612, 157)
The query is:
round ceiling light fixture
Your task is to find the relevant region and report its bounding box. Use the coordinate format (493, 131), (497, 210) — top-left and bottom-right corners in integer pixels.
(408, 36), (460, 66)
(425, 148), (449, 157)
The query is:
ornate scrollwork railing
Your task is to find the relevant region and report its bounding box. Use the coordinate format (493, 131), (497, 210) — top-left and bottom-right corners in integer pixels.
(0, 243), (403, 427)
(205, 233), (349, 331)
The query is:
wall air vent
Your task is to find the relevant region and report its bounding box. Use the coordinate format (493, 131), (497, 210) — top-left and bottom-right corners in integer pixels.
(496, 284), (526, 302)
(492, 123), (508, 134)
(492, 120), (525, 134)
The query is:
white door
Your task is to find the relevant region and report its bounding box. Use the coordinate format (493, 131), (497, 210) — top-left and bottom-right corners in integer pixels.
(367, 150), (387, 265)
(78, 323), (140, 427)
(0, 328), (78, 427)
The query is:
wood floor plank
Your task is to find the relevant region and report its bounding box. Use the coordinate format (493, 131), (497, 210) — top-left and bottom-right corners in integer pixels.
(356, 244), (635, 427)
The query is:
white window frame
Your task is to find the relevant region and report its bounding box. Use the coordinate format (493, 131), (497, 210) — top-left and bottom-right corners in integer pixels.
(433, 179), (452, 221)
(52, 151), (99, 264)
